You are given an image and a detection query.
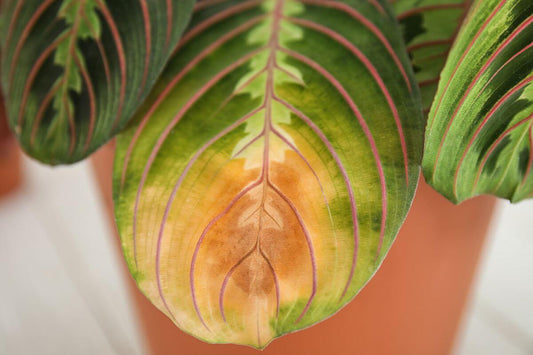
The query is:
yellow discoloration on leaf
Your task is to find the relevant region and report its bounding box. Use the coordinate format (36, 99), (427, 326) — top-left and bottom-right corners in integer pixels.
(148, 133), (341, 346)
(115, 0), (423, 348)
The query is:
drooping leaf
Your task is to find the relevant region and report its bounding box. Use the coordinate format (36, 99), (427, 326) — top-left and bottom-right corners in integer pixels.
(114, 0), (423, 348)
(390, 0), (472, 115)
(423, 0), (533, 203)
(0, 0), (195, 164)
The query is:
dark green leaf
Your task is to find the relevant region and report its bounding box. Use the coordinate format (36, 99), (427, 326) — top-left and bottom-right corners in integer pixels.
(0, 0), (195, 164)
(390, 0), (472, 115)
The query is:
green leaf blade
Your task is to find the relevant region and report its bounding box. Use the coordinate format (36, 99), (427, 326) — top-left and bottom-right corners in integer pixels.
(423, 0), (533, 203)
(1, 0), (195, 164)
(114, 0), (423, 348)
(390, 0), (472, 116)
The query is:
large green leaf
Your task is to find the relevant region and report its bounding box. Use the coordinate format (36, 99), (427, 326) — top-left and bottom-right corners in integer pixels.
(423, 0), (533, 203)
(390, 0), (472, 115)
(0, 0), (194, 164)
(114, 0), (423, 348)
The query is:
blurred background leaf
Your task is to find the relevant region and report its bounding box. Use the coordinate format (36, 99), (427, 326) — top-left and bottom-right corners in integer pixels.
(390, 0), (472, 116)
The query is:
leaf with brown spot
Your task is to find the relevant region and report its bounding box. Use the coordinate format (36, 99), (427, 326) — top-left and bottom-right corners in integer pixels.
(113, 0), (423, 348)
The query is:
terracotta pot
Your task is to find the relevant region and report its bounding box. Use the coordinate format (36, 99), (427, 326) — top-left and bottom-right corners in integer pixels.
(91, 143), (496, 355)
(0, 90), (21, 197)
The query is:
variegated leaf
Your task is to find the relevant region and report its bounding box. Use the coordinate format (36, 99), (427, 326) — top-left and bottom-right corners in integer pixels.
(390, 0), (472, 115)
(114, 0), (423, 348)
(0, 0), (194, 164)
(423, 0), (533, 203)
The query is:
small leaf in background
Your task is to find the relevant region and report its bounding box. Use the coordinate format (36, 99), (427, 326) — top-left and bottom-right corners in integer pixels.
(390, 0), (472, 116)
(114, 0), (423, 348)
(423, 0), (533, 203)
(0, 0), (195, 164)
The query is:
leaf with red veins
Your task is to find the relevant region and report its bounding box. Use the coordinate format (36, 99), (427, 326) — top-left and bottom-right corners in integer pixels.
(114, 0), (423, 349)
(0, 0), (194, 164)
(423, 0), (533, 203)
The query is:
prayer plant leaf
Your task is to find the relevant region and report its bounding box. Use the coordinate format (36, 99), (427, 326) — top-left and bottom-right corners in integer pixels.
(390, 0), (472, 115)
(423, 0), (533, 203)
(114, 0), (423, 349)
(0, 0), (195, 164)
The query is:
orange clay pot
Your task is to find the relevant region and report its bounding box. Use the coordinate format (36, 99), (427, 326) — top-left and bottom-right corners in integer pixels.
(92, 143), (496, 355)
(0, 90), (21, 197)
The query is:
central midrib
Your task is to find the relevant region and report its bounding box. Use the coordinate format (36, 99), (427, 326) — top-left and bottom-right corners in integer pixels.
(50, 0), (89, 154)
(256, 0), (283, 251)
(254, 0), (284, 345)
